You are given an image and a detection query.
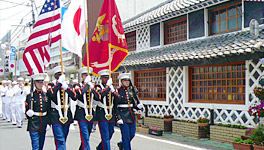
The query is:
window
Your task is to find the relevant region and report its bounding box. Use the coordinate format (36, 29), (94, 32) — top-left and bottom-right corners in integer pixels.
(189, 62), (245, 104)
(164, 17), (187, 44)
(210, 2), (242, 35)
(112, 72), (119, 87)
(125, 31), (136, 51)
(135, 68), (166, 101)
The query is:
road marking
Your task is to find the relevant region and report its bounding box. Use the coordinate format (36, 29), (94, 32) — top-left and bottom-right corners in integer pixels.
(114, 128), (207, 150)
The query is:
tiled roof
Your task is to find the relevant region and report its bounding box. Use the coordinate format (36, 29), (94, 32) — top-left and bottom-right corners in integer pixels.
(123, 0), (231, 33)
(121, 30), (264, 69)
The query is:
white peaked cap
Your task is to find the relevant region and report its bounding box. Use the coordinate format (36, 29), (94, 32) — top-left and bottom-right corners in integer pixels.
(6, 80), (12, 83)
(78, 67), (93, 74)
(118, 73), (131, 80)
(12, 81), (18, 84)
(52, 66), (65, 74)
(44, 75), (49, 82)
(2, 80), (7, 83)
(17, 77), (24, 81)
(98, 69), (110, 76)
(31, 73), (47, 81)
(25, 79), (30, 82)
(72, 79), (78, 83)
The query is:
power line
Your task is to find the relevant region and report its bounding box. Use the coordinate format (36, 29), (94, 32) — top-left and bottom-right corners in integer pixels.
(0, 0), (29, 6)
(0, 2), (26, 10)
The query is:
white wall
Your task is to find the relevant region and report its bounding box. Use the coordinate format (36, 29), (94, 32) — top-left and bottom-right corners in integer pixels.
(116, 0), (168, 22)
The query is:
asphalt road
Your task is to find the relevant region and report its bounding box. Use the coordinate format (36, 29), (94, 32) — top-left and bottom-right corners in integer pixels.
(0, 118), (210, 150)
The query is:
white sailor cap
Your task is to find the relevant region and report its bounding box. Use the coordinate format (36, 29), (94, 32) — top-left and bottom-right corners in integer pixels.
(98, 69), (110, 77)
(52, 66), (65, 74)
(2, 80), (7, 83)
(25, 79), (29, 82)
(6, 80), (12, 83)
(17, 77), (24, 81)
(31, 73), (47, 81)
(72, 79), (78, 83)
(12, 81), (18, 84)
(78, 67), (93, 74)
(118, 73), (131, 80)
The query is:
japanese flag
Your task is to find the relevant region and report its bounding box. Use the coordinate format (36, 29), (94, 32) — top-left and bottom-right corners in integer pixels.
(61, 0), (86, 57)
(0, 66), (4, 76)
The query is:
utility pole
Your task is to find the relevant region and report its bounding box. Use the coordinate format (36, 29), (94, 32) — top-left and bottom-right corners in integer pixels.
(27, 0), (35, 28)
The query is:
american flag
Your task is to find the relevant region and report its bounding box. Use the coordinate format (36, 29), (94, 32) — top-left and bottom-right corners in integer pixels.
(23, 0), (61, 75)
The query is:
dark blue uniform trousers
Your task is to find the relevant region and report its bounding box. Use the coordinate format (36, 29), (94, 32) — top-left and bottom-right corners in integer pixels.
(119, 123), (136, 150)
(52, 124), (70, 150)
(29, 131), (46, 150)
(97, 121), (115, 150)
(78, 121), (93, 150)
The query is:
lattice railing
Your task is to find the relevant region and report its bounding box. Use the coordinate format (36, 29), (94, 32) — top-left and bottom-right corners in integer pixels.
(136, 26), (150, 51)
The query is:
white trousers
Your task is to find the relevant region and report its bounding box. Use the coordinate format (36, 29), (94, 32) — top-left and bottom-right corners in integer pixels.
(10, 102), (16, 123)
(15, 103), (24, 126)
(2, 103), (6, 119)
(0, 97), (2, 117)
(5, 101), (10, 121)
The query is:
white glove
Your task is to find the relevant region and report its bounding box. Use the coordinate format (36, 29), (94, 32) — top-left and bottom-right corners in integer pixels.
(26, 109), (34, 117)
(137, 103), (144, 109)
(110, 85), (115, 92)
(62, 82), (68, 90)
(88, 82), (94, 89)
(106, 78), (112, 86)
(84, 75), (91, 84)
(117, 119), (124, 125)
(58, 74), (65, 83)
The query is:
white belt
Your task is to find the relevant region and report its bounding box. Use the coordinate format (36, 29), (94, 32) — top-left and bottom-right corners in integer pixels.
(51, 101), (70, 110)
(33, 111), (47, 116)
(77, 100), (86, 108)
(97, 102), (113, 109)
(117, 104), (133, 108)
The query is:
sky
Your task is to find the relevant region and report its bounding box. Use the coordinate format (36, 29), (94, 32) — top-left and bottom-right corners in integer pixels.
(0, 0), (167, 42)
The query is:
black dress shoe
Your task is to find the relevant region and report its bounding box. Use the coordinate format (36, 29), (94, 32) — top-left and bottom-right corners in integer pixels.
(117, 142), (124, 150)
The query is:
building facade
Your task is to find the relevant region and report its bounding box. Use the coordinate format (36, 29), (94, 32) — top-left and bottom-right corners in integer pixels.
(119, 0), (264, 127)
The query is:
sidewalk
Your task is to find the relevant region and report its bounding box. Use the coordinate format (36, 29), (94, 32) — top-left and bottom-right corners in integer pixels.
(144, 132), (235, 150)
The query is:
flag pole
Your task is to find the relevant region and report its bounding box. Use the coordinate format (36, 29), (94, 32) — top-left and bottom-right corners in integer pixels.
(108, 0), (112, 114)
(59, 0), (65, 114)
(84, 0), (91, 111)
(60, 42), (65, 113)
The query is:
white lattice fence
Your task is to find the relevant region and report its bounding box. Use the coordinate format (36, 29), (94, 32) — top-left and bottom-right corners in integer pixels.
(136, 26), (150, 51)
(142, 60), (264, 127)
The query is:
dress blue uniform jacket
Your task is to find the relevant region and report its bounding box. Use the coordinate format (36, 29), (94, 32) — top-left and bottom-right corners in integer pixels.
(113, 86), (141, 123)
(47, 82), (77, 125)
(26, 90), (51, 132)
(74, 83), (99, 122)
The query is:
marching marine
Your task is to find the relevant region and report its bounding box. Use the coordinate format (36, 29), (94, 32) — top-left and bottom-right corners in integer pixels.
(25, 73), (50, 150)
(46, 66), (77, 150)
(75, 67), (99, 150)
(94, 69), (116, 150)
(113, 73), (143, 150)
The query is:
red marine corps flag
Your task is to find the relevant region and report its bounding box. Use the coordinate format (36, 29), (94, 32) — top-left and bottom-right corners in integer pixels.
(83, 0), (129, 75)
(23, 0), (61, 75)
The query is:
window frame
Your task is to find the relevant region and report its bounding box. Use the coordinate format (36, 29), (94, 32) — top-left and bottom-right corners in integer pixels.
(188, 61), (246, 104)
(134, 68), (166, 101)
(112, 72), (119, 87)
(125, 31), (136, 52)
(164, 17), (187, 45)
(209, 1), (242, 35)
